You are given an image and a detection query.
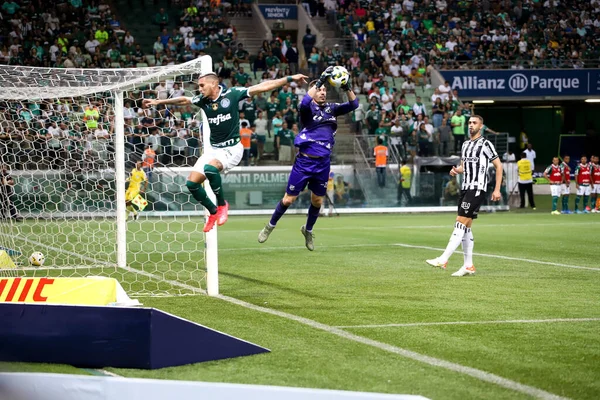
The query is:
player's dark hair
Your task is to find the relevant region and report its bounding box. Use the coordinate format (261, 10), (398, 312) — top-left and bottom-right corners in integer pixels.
(309, 80), (318, 88)
(199, 72), (218, 82)
(241, 121), (248, 128)
(472, 114), (484, 124)
(521, 152), (527, 158)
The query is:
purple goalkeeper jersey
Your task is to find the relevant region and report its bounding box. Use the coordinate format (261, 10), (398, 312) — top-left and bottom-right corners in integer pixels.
(295, 94), (359, 158)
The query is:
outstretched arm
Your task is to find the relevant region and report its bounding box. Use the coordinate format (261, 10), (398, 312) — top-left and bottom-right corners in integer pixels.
(334, 90), (359, 116)
(248, 74), (308, 97)
(143, 97), (192, 108)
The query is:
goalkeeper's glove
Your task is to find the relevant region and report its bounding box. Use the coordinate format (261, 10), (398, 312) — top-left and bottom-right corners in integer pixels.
(340, 80), (352, 92)
(316, 66), (334, 88)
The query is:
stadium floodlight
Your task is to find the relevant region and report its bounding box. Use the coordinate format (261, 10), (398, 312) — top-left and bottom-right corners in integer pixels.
(0, 56), (221, 296)
(584, 99), (600, 103)
(472, 100), (495, 104)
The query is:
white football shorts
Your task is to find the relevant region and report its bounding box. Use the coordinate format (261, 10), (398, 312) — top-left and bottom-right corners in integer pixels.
(193, 142), (244, 174)
(591, 184), (600, 194)
(562, 183), (570, 195)
(576, 185), (591, 196)
(550, 185), (562, 197)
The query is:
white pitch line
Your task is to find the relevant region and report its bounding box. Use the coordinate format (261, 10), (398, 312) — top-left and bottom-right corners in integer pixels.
(220, 242), (599, 272)
(336, 318), (600, 329)
(391, 243), (600, 271)
(218, 294), (569, 400)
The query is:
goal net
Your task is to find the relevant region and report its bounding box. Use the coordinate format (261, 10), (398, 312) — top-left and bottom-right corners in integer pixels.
(0, 56), (218, 297)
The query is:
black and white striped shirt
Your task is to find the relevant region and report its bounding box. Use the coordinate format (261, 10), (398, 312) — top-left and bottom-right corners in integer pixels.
(461, 136), (499, 191)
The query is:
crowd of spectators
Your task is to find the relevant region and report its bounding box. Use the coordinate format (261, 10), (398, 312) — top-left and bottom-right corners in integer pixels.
(0, 0), (129, 68)
(327, 0), (600, 72)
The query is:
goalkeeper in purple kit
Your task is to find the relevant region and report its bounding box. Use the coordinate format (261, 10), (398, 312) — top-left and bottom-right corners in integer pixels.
(258, 67), (358, 250)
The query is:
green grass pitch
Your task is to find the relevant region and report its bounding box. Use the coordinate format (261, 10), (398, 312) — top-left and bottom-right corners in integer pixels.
(2, 203), (600, 399)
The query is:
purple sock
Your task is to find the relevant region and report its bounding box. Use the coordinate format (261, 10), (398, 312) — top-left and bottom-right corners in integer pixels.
(269, 201), (289, 226)
(305, 204), (320, 231)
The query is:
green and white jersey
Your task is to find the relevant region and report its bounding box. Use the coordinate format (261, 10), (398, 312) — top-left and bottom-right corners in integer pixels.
(191, 86), (249, 148)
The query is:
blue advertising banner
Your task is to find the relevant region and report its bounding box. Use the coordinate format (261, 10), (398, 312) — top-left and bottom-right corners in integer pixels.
(439, 69), (600, 98)
(258, 5), (297, 19)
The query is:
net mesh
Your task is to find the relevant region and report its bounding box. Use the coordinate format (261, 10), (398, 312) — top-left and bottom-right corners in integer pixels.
(0, 57), (213, 297)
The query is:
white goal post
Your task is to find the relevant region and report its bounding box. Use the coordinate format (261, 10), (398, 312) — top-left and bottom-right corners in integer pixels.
(0, 56), (220, 296)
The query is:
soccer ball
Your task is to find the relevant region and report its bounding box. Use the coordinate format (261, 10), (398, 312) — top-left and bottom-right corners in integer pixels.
(328, 66), (350, 88)
(29, 252), (45, 267)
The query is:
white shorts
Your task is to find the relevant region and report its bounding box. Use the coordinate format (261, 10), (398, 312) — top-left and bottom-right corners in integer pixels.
(576, 185), (591, 196)
(562, 183), (570, 195)
(592, 184), (600, 194)
(193, 142), (244, 174)
(550, 185), (562, 197)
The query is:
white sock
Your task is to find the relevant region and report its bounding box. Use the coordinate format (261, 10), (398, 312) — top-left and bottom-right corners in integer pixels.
(440, 222), (467, 263)
(462, 228), (474, 267)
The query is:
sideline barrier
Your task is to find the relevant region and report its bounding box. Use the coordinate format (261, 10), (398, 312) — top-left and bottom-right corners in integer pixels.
(0, 304), (269, 369)
(0, 373), (430, 400)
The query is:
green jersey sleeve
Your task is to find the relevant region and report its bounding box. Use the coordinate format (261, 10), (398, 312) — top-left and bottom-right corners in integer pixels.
(229, 87), (250, 102)
(190, 94), (204, 106)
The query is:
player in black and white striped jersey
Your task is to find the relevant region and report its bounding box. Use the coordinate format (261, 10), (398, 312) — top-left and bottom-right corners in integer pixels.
(426, 115), (503, 277)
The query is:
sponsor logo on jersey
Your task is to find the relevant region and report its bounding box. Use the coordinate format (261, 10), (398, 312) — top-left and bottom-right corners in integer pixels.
(289, 185), (295, 191)
(207, 113), (232, 125)
(464, 157), (479, 162)
(220, 98), (230, 108)
(211, 103), (218, 111)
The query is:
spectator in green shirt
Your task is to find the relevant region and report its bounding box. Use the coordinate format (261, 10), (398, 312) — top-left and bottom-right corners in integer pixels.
(450, 109), (466, 154)
(234, 43), (249, 63)
(266, 51), (280, 69)
(154, 8), (169, 30)
(1, 1), (20, 15)
(234, 67), (250, 86)
(276, 122), (296, 165)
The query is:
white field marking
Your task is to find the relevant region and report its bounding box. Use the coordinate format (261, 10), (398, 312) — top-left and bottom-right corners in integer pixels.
(221, 221), (598, 234)
(335, 318), (600, 329)
(0, 233), (207, 294)
(392, 243), (600, 272)
(218, 294), (569, 400)
(220, 242), (600, 271)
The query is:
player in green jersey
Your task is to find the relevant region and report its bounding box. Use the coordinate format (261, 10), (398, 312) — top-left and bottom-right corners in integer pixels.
(143, 72), (307, 232)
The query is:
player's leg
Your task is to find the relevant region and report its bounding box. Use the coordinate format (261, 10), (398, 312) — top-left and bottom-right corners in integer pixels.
(258, 163), (308, 243)
(561, 184), (571, 213)
(258, 192), (300, 243)
(204, 142), (244, 226)
(595, 186), (600, 211)
(300, 162), (332, 251)
(187, 152), (219, 231)
(450, 192), (483, 276)
(551, 185), (561, 214)
(583, 186), (591, 212)
(575, 186), (582, 213)
(426, 190), (478, 273)
(125, 189), (137, 220)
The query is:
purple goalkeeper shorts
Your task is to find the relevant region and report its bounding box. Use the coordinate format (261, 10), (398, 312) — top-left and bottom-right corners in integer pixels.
(286, 154), (330, 197)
